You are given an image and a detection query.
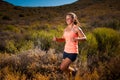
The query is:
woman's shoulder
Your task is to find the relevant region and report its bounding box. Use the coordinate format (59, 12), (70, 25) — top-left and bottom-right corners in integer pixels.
(73, 25), (81, 31)
(73, 25), (80, 28)
(73, 25), (84, 33)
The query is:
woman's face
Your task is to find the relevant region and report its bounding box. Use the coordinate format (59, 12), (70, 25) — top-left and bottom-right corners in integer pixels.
(66, 15), (74, 25)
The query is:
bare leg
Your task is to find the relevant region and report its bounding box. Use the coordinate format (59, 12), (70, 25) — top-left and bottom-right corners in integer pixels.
(60, 58), (72, 71)
(60, 58), (72, 79)
(60, 58), (78, 80)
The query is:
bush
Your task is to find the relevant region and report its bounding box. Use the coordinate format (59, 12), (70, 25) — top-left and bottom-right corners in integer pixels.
(30, 25), (64, 51)
(93, 27), (120, 55)
(84, 33), (98, 55)
(0, 49), (64, 80)
(18, 40), (34, 52)
(78, 28), (120, 73)
(19, 14), (24, 17)
(5, 40), (17, 53)
(5, 25), (20, 33)
(103, 19), (120, 30)
(4, 39), (34, 54)
(98, 55), (120, 80)
(78, 33), (98, 72)
(30, 30), (52, 51)
(2, 15), (11, 20)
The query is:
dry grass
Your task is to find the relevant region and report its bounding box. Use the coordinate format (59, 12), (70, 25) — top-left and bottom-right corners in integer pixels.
(0, 45), (120, 80)
(0, 48), (102, 80)
(0, 48), (66, 80)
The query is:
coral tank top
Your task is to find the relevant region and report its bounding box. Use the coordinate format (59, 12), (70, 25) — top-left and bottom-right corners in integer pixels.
(63, 26), (78, 54)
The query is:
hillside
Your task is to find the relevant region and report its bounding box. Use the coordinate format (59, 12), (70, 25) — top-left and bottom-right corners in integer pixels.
(0, 0), (120, 80)
(0, 0), (120, 27)
(0, 0), (120, 52)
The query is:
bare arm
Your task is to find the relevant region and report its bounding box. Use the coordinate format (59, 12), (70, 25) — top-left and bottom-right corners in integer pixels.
(75, 27), (87, 41)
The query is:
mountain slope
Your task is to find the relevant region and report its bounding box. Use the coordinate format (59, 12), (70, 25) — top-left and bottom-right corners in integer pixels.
(0, 0), (120, 27)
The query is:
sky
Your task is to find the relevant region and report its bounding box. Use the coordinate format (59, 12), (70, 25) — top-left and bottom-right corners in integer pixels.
(4, 0), (78, 7)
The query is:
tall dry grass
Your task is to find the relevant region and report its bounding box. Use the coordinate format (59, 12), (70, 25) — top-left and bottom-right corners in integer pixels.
(0, 48), (67, 80)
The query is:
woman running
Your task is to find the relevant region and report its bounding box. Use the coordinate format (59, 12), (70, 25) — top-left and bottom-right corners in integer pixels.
(53, 12), (87, 76)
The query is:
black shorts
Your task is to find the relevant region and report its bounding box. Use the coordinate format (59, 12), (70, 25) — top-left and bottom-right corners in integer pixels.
(63, 51), (78, 62)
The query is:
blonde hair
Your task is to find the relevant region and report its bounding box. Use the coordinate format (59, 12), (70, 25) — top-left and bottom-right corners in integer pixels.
(66, 12), (81, 27)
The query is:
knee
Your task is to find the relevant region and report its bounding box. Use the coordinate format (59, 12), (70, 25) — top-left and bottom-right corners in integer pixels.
(60, 65), (66, 71)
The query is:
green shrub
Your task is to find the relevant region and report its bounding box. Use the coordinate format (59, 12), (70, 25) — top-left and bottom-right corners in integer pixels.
(93, 27), (120, 56)
(30, 25), (64, 51)
(79, 33), (98, 54)
(78, 33), (98, 71)
(32, 24), (50, 31)
(5, 39), (34, 53)
(5, 40), (17, 53)
(16, 40), (34, 53)
(78, 28), (120, 73)
(85, 33), (98, 54)
(30, 30), (52, 51)
(5, 25), (20, 33)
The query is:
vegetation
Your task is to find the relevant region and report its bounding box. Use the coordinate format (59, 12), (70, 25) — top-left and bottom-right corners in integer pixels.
(0, 27), (119, 80)
(0, 0), (120, 80)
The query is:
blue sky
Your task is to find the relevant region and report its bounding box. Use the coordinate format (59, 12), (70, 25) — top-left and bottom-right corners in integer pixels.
(4, 0), (78, 7)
